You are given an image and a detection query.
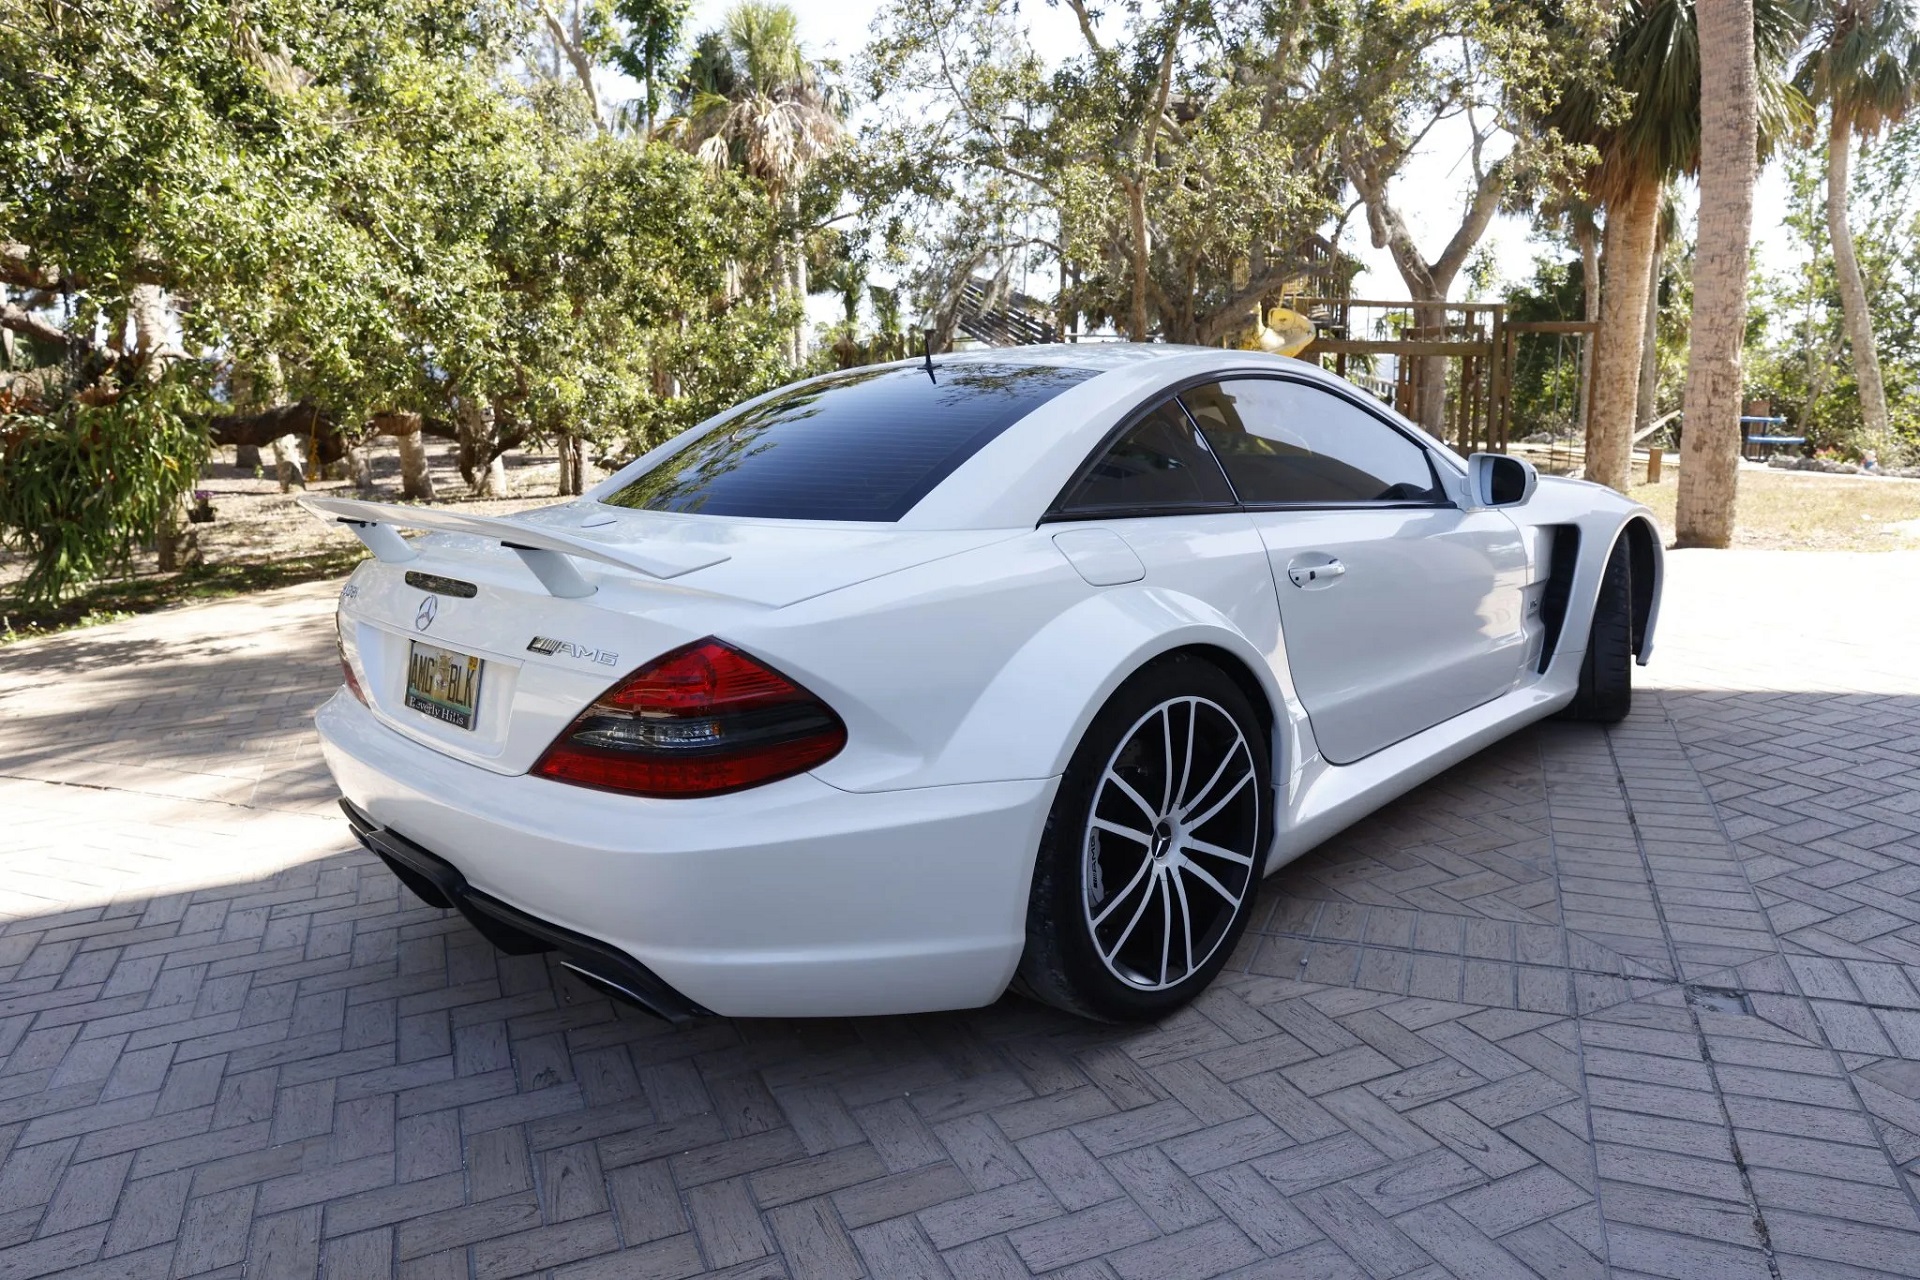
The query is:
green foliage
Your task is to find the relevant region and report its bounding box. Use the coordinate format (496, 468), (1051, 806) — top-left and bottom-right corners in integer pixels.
(1541, 0), (1810, 204)
(1505, 258), (1590, 437)
(0, 375), (210, 603)
(1747, 116), (1920, 460)
(611, 0), (694, 130)
(1, 0), (808, 596)
(858, 0), (1345, 345)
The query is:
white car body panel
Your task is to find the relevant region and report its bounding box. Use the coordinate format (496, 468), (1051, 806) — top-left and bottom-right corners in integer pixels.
(310, 345), (1663, 1018)
(1249, 506), (1532, 764)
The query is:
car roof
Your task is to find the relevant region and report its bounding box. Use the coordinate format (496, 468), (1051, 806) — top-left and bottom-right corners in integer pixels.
(923, 342), (1223, 372)
(589, 344), (1457, 532)
(900, 346), (1464, 529)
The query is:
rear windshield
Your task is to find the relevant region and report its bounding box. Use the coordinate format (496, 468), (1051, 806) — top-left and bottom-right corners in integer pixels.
(601, 362), (1096, 521)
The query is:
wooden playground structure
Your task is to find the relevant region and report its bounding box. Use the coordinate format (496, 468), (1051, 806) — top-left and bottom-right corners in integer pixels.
(1290, 297), (1596, 457)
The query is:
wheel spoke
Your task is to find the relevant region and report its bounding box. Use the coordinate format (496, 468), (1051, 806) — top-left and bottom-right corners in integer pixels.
(1106, 865), (1160, 961)
(1104, 770), (1159, 823)
(1176, 701), (1196, 816)
(1157, 873), (1173, 987)
(1180, 858), (1242, 908)
(1182, 836), (1255, 867)
(1091, 817), (1152, 846)
(1180, 730), (1245, 816)
(1186, 765), (1252, 831)
(1091, 852), (1155, 927)
(1159, 704), (1175, 815)
(1171, 866), (1195, 980)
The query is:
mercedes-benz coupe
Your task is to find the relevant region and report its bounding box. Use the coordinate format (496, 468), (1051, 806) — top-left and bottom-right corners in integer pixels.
(306, 344), (1662, 1022)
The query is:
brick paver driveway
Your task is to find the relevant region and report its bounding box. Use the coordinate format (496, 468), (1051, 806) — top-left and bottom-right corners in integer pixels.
(3, 549), (1919, 1279)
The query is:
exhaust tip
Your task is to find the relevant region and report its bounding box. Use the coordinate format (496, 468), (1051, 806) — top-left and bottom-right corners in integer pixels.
(560, 961), (673, 1022)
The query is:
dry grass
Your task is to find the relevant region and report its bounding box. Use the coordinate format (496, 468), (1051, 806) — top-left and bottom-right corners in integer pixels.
(1628, 466), (1920, 551)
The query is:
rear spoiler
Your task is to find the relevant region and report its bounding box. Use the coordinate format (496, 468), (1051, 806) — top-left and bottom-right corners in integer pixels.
(297, 496), (728, 598)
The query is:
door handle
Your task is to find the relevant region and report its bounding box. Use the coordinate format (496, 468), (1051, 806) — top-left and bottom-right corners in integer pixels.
(1286, 558), (1346, 588)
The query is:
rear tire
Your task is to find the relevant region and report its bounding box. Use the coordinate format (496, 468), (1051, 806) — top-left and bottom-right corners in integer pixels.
(1017, 655), (1270, 1022)
(1559, 538), (1633, 724)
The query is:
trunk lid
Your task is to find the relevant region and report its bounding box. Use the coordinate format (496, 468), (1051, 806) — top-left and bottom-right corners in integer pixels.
(315, 498), (1015, 774)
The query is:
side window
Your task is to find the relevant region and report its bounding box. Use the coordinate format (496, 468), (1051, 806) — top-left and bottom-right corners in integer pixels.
(1057, 400), (1236, 514)
(1181, 379), (1442, 505)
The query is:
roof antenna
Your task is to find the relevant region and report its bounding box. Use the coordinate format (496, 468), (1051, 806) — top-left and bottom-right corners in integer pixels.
(921, 328), (937, 384)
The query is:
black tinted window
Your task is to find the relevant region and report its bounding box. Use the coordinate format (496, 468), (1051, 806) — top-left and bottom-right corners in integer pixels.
(603, 362), (1095, 521)
(1058, 400), (1236, 513)
(1182, 380), (1441, 505)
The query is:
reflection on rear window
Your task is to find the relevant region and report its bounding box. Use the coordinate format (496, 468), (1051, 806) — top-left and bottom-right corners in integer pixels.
(602, 362), (1096, 521)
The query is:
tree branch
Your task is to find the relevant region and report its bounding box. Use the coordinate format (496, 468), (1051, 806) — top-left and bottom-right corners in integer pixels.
(1430, 154), (1507, 288)
(540, 1), (603, 128)
(1063, 0), (1104, 54)
(0, 301), (90, 351)
(1196, 246), (1329, 345)
(0, 243), (57, 291)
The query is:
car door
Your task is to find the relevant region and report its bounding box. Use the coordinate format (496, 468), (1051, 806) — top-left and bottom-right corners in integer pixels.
(1180, 378), (1530, 765)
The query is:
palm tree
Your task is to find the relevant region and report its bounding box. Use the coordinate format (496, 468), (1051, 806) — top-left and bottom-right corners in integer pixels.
(1676, 0), (1761, 547)
(1635, 191), (1683, 435)
(1798, 0), (1920, 446)
(1546, 0), (1804, 492)
(674, 3), (845, 364)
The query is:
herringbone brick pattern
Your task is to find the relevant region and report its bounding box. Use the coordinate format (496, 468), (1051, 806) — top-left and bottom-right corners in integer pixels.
(0, 549), (1916, 1277)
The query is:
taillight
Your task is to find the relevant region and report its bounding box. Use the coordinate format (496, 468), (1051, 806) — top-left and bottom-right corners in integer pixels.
(533, 639), (846, 798)
(337, 614), (368, 706)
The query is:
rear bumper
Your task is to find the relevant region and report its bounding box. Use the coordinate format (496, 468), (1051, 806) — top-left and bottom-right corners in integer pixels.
(341, 800), (710, 1022)
(316, 691), (1057, 1017)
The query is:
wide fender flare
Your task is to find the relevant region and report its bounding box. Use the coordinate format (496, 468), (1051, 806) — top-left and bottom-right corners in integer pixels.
(1519, 483), (1665, 670)
(936, 585), (1289, 786)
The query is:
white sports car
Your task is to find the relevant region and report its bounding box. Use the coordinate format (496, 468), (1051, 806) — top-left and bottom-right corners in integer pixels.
(305, 345), (1662, 1023)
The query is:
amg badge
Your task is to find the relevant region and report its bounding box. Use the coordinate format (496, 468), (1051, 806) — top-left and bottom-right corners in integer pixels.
(527, 636), (618, 666)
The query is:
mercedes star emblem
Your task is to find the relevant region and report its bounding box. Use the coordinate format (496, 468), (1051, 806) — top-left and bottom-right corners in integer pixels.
(414, 596), (438, 631)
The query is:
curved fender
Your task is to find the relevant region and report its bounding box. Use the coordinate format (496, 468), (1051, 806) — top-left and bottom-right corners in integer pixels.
(1628, 515), (1665, 663)
(933, 584), (1301, 789)
(1513, 479), (1665, 681)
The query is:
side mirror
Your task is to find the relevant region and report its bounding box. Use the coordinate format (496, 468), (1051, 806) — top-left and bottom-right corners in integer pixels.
(1466, 452), (1537, 508)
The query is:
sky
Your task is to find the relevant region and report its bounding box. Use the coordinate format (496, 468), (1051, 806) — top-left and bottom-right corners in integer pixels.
(675, 0), (1805, 323)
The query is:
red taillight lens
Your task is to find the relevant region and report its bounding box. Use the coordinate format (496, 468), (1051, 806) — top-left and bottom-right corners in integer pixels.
(533, 639), (846, 798)
(337, 617), (368, 706)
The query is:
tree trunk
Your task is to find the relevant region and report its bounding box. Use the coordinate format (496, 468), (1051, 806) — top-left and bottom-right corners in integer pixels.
(455, 397), (507, 497)
(1576, 221), (1600, 437)
(1587, 180), (1661, 491)
(1675, 0), (1759, 548)
(1635, 202), (1666, 434)
(1410, 295), (1449, 439)
(126, 284), (184, 377)
(234, 444), (262, 470)
(1126, 178), (1152, 341)
(385, 416), (435, 501)
(1825, 110), (1892, 444)
(556, 434), (585, 496)
(791, 230), (809, 367)
(271, 435), (306, 492)
(155, 496), (198, 573)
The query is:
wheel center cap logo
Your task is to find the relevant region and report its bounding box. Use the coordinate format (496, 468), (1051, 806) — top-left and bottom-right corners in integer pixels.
(1150, 820), (1174, 860)
(414, 596), (438, 631)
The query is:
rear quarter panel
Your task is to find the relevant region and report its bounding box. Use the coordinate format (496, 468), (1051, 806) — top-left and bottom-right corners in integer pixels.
(746, 515), (1304, 794)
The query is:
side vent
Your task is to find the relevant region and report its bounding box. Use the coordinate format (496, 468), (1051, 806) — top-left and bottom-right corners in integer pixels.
(1537, 526), (1580, 673)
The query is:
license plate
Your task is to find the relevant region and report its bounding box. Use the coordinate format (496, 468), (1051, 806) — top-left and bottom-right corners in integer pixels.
(405, 641), (485, 731)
